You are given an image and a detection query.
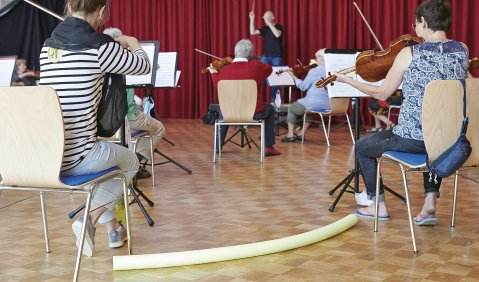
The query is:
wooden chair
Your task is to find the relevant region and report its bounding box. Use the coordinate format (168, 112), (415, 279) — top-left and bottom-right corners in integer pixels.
(301, 98), (354, 146)
(373, 79), (479, 253)
(214, 80), (265, 163)
(0, 86), (132, 281)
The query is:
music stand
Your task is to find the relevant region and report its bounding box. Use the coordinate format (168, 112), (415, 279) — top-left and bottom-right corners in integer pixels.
(322, 49), (405, 212)
(267, 66), (296, 136)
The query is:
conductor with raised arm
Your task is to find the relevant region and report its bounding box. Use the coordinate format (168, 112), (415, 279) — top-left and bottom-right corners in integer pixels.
(249, 9), (284, 101)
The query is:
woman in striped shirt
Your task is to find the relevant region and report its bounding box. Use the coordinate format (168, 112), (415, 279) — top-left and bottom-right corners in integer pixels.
(40, 0), (151, 256)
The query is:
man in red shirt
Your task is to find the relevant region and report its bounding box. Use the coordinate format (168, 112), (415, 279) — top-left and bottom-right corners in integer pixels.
(209, 39), (281, 156)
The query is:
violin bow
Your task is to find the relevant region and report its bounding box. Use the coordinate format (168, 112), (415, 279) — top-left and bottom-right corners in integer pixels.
(194, 48), (222, 60)
(352, 1), (384, 51)
(24, 0), (65, 21)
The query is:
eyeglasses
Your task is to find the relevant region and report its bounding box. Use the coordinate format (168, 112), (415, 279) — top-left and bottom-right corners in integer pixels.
(411, 23), (417, 30)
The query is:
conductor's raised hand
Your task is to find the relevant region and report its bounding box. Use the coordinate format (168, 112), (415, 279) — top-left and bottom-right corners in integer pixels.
(249, 11), (255, 20)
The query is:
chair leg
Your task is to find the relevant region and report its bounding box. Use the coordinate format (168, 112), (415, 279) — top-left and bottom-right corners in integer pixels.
(374, 158), (383, 232)
(319, 113), (330, 146)
(345, 113), (355, 144)
(73, 189), (93, 282)
(39, 192), (51, 253)
(399, 165), (418, 253)
(302, 113), (307, 144)
(260, 122), (264, 163)
(213, 123), (220, 162)
(122, 176), (132, 255)
(451, 170), (459, 227)
(149, 137), (155, 186)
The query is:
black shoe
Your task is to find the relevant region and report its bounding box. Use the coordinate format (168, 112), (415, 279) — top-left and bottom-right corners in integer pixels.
(281, 136), (296, 143)
(136, 167), (151, 179)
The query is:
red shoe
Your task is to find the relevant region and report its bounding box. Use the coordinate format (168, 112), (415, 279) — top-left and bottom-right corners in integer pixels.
(265, 146), (281, 156)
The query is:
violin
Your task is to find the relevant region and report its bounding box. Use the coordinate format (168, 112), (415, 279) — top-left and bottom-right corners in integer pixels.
(470, 57), (479, 69)
(316, 34), (424, 88)
(201, 56), (233, 73)
(276, 61), (318, 79)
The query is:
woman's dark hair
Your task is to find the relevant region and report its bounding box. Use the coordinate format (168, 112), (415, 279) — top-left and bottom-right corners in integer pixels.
(64, 0), (109, 18)
(414, 0), (451, 32)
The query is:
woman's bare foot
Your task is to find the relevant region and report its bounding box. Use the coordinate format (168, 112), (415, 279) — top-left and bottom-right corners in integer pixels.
(355, 201), (390, 219)
(414, 192), (437, 222)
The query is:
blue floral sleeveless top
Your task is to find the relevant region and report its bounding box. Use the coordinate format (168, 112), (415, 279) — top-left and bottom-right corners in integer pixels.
(393, 41), (468, 140)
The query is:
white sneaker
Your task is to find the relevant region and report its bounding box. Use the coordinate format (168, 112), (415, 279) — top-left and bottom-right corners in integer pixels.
(72, 215), (95, 257)
(355, 190), (373, 206)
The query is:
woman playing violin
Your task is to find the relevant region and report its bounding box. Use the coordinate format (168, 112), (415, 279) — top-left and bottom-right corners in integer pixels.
(334, 0), (469, 225)
(11, 58), (37, 86)
(281, 49), (330, 142)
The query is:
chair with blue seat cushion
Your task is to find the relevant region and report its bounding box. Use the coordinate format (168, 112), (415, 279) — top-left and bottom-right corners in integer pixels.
(301, 97), (354, 146)
(130, 130), (155, 186)
(373, 79), (479, 253)
(0, 86), (132, 281)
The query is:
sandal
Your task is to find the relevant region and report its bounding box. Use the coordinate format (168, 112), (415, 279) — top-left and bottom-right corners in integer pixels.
(386, 123), (396, 130)
(281, 136), (296, 143)
(367, 127), (383, 133)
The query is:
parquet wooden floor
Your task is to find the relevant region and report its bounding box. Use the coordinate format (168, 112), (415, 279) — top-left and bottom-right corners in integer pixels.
(1, 118), (479, 281)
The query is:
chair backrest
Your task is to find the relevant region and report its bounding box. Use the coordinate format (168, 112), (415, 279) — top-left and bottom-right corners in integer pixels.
(0, 86), (66, 187)
(329, 98), (350, 114)
(465, 78), (479, 166)
(422, 79), (479, 166)
(217, 80), (257, 123)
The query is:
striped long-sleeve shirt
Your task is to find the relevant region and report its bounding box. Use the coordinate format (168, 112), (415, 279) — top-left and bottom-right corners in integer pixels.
(39, 42), (151, 171)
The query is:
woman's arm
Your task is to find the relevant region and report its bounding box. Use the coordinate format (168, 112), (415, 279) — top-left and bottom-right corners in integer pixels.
(335, 47), (411, 101)
(98, 41), (151, 75)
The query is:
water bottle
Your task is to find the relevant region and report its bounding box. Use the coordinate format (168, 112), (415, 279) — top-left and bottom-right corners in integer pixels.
(274, 89), (281, 111)
(115, 198), (126, 223)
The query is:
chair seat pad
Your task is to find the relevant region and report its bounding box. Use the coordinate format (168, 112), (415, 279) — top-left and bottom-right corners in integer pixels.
(382, 151), (426, 168)
(307, 109), (331, 114)
(60, 166), (121, 186)
(131, 130), (146, 138)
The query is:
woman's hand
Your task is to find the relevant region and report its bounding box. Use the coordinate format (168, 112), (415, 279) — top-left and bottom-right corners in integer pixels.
(333, 72), (352, 84)
(115, 35), (141, 50)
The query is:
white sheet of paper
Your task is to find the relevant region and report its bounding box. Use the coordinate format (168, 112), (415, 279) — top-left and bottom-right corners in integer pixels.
(267, 66), (295, 86)
(125, 42), (157, 86)
(154, 52), (178, 87)
(0, 57), (16, 87)
(324, 53), (369, 98)
(175, 70), (181, 87)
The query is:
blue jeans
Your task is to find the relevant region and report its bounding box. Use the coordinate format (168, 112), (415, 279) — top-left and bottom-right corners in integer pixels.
(356, 130), (442, 202)
(262, 56), (283, 101)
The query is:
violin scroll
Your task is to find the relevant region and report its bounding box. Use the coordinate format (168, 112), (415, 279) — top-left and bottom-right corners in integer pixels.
(315, 73), (337, 88)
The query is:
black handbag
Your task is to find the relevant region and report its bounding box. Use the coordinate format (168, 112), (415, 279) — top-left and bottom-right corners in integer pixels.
(427, 79), (472, 179)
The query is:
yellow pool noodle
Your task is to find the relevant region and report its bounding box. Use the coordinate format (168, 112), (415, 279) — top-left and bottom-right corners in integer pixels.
(113, 214), (358, 271)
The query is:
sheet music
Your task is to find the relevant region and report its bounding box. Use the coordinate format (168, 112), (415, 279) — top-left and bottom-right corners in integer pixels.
(324, 53), (369, 98)
(175, 70), (181, 87)
(125, 41), (159, 86)
(267, 66), (295, 86)
(154, 52), (178, 87)
(0, 56), (16, 87)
